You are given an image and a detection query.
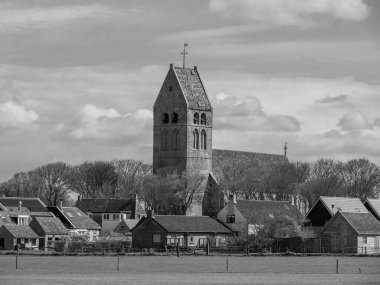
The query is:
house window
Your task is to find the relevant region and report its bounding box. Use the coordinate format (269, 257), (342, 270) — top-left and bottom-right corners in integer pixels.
(189, 236), (194, 244)
(113, 214), (117, 220)
(362, 236), (367, 244)
(152, 234), (161, 244)
(31, 239), (36, 246)
(104, 214), (109, 220)
(226, 215), (235, 223)
(355, 208), (360, 212)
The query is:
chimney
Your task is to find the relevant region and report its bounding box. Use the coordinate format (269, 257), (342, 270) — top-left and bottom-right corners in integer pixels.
(331, 204), (334, 215)
(77, 195), (81, 203)
(60, 201), (63, 209)
(147, 207), (154, 218)
(18, 200), (22, 212)
(170, 63), (173, 69)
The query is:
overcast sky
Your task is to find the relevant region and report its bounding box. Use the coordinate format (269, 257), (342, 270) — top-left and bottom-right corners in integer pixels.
(1, 0), (380, 181)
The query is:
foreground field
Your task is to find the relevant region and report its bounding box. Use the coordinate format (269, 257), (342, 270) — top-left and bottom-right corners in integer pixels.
(0, 255), (380, 284)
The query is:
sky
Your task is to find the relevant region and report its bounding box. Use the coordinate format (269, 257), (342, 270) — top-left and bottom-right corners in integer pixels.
(1, 0), (380, 182)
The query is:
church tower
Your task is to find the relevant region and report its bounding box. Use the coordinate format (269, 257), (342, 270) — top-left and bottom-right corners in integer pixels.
(153, 64), (213, 175)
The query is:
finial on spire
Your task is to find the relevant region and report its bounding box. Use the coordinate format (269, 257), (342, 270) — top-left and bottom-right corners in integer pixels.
(284, 142), (288, 156)
(181, 43), (188, 68)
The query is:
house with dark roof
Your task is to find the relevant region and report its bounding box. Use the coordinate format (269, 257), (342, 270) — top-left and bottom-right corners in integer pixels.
(132, 211), (232, 249)
(0, 224), (39, 250)
(29, 216), (68, 249)
(48, 206), (101, 241)
(217, 195), (303, 240)
(305, 196), (369, 233)
(364, 198), (380, 222)
(114, 219), (139, 236)
(320, 211), (380, 254)
(76, 196), (145, 233)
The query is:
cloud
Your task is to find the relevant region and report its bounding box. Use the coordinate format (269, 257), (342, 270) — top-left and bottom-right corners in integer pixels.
(337, 111), (372, 131)
(213, 93), (301, 132)
(209, 0), (370, 27)
(316, 94), (348, 104)
(0, 101), (39, 130)
(0, 4), (118, 33)
(56, 104), (153, 144)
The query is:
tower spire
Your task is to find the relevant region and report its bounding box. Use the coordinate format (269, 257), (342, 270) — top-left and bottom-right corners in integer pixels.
(180, 43), (188, 68)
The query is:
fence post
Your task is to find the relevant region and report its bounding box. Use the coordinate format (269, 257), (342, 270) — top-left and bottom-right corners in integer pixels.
(117, 256), (119, 271)
(176, 241), (180, 257)
(206, 243), (209, 256)
(336, 259), (339, 274)
(226, 257), (228, 273)
(16, 248), (19, 269)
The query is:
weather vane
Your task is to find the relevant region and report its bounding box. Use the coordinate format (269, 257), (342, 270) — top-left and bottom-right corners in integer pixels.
(284, 142), (288, 156)
(181, 43), (188, 68)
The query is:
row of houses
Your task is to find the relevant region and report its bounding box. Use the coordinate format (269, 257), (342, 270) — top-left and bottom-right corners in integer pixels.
(1, 195), (380, 254)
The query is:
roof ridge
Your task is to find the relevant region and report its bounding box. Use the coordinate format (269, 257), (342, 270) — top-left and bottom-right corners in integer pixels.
(213, 149), (285, 157)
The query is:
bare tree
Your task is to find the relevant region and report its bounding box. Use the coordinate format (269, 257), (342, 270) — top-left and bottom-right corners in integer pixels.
(35, 162), (73, 206)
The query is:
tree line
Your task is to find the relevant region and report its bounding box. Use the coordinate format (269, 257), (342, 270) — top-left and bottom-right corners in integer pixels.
(0, 157), (379, 213)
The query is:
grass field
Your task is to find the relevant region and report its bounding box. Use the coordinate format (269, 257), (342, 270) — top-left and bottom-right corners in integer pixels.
(1, 255), (380, 284)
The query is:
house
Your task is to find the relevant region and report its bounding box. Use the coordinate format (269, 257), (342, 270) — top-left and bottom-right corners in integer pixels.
(29, 216), (68, 249)
(305, 196), (369, 233)
(0, 224), (39, 250)
(0, 197), (53, 226)
(76, 196), (145, 233)
(217, 195), (303, 240)
(364, 198), (380, 222)
(132, 212), (232, 249)
(114, 219), (139, 235)
(47, 206), (101, 241)
(320, 211), (380, 254)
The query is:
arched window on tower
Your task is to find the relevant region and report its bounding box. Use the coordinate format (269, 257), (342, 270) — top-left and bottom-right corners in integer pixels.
(201, 130), (207, 150)
(162, 113), (169, 124)
(171, 112), (178, 124)
(193, 129), (199, 149)
(161, 129), (169, 150)
(172, 129), (179, 150)
(201, 113), (206, 125)
(193, 113), (199, 125)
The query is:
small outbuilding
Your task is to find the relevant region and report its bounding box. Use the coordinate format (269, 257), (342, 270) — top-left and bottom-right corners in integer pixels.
(132, 213), (232, 249)
(29, 216), (68, 249)
(0, 224), (39, 250)
(320, 211), (380, 254)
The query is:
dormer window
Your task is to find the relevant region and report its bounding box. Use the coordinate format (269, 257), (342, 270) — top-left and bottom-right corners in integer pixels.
(226, 215), (235, 223)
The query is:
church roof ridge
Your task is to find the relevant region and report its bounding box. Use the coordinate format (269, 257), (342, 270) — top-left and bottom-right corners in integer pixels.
(212, 148), (287, 158)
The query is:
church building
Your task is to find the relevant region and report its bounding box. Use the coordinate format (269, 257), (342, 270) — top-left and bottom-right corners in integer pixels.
(153, 63), (288, 217)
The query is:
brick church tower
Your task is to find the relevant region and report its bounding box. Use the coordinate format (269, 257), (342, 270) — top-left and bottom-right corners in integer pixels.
(153, 64), (213, 175)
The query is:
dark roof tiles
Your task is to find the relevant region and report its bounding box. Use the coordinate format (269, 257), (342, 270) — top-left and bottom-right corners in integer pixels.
(153, 215), (231, 234)
(1, 224), (39, 238)
(337, 212), (380, 235)
(33, 217), (68, 235)
(76, 198), (134, 213)
(61, 207), (100, 230)
(0, 197), (48, 213)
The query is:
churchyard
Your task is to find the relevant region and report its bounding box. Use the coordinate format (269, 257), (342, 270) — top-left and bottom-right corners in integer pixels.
(1, 255), (380, 284)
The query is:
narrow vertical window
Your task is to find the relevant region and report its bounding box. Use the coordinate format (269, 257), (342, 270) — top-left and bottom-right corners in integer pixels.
(162, 113), (169, 124)
(193, 112), (199, 125)
(171, 113), (178, 124)
(201, 130), (206, 150)
(201, 113), (206, 125)
(162, 129), (169, 150)
(172, 129), (179, 150)
(193, 129), (199, 149)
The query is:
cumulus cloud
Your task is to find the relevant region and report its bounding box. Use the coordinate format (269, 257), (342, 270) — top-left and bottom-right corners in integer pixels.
(213, 93), (301, 132)
(337, 111), (372, 131)
(316, 94), (348, 104)
(0, 101), (39, 129)
(56, 104), (153, 144)
(209, 0), (370, 27)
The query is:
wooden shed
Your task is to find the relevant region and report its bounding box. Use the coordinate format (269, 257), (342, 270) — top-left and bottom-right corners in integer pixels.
(320, 211), (380, 254)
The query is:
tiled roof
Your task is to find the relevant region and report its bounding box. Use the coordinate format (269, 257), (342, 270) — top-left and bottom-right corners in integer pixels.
(338, 212), (380, 235)
(212, 149), (288, 175)
(153, 215), (231, 234)
(173, 67), (211, 110)
(236, 200), (303, 224)
(33, 217), (68, 235)
(365, 199), (380, 219)
(61, 207), (100, 230)
(318, 196), (368, 215)
(2, 224), (39, 238)
(76, 198), (134, 213)
(0, 197), (48, 213)
(0, 212), (13, 226)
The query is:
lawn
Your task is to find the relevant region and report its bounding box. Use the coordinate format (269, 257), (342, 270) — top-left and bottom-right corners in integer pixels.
(0, 255), (380, 284)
